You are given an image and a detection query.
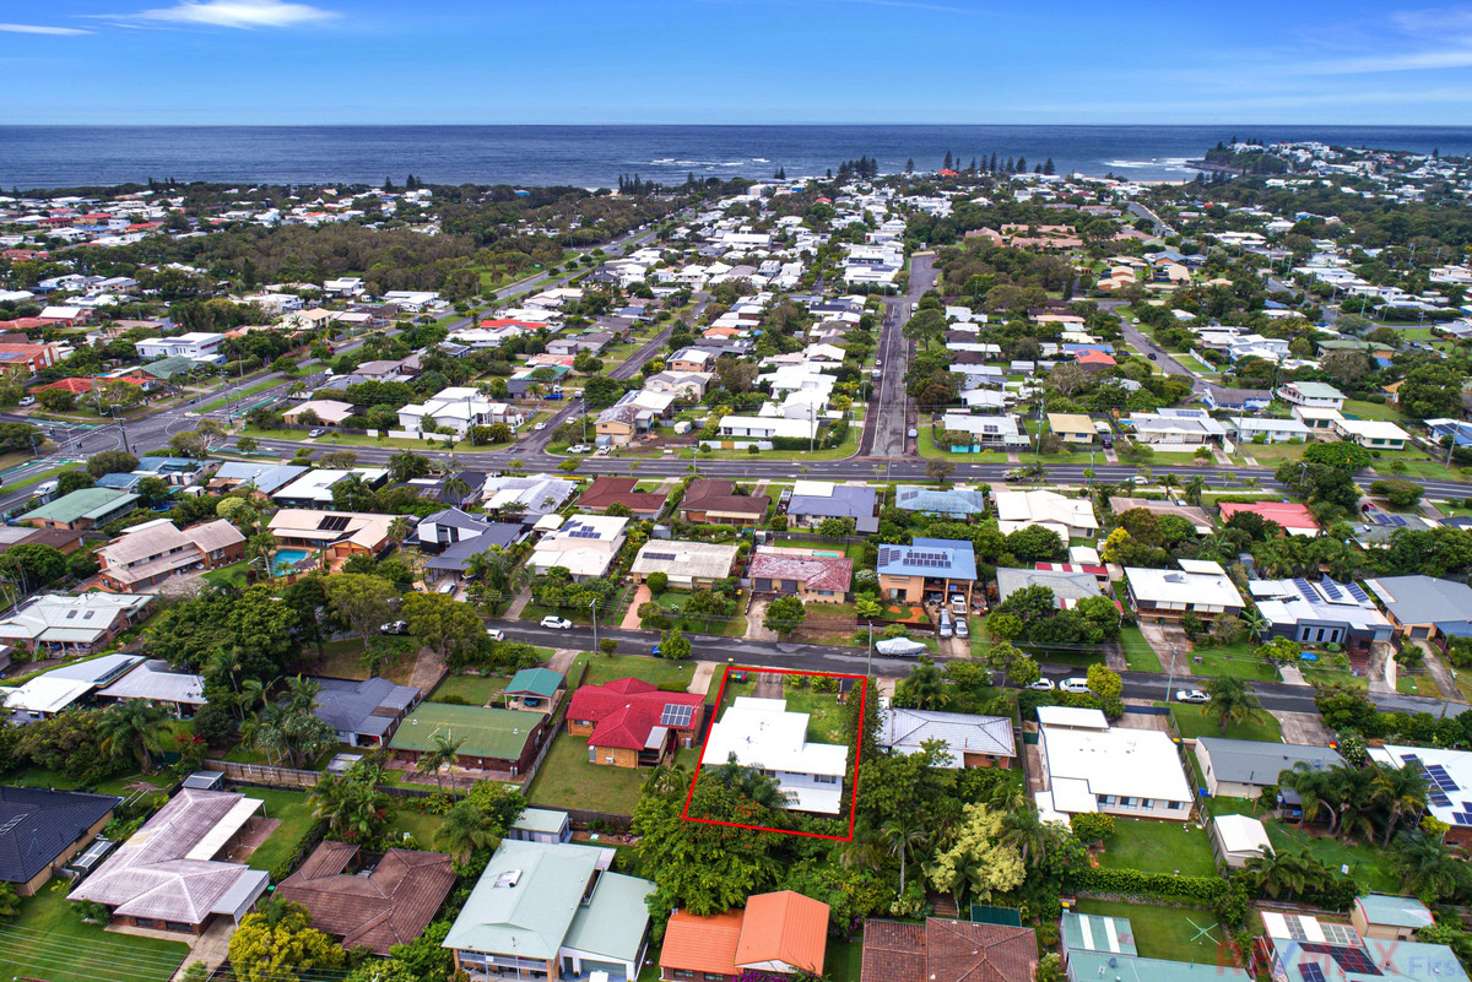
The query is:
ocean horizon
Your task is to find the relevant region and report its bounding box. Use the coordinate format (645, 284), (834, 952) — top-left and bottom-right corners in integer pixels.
(6, 123), (1472, 190)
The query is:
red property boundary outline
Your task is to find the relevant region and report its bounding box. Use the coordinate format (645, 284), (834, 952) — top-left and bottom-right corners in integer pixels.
(680, 664), (867, 842)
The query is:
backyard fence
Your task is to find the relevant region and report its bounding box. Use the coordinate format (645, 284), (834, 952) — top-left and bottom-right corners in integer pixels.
(204, 759), (320, 789)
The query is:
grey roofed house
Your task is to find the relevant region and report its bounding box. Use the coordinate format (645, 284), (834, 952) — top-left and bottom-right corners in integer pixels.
(481, 475), (577, 516)
(788, 484), (879, 532)
(311, 676), (421, 747)
(1194, 737), (1344, 801)
(893, 486), (986, 518)
(424, 525), (524, 574)
(416, 507), (495, 548)
(67, 788), (270, 929)
(208, 461), (309, 496)
(995, 567), (1103, 607)
(0, 786), (120, 891)
(97, 659), (206, 713)
(1363, 575), (1472, 638)
(879, 707), (1016, 768)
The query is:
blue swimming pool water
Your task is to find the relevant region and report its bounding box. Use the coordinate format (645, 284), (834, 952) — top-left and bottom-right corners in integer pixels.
(272, 549), (314, 575)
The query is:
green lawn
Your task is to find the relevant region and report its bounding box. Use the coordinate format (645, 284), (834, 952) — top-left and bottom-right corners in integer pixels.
(0, 882), (190, 982)
(429, 674), (508, 705)
(1186, 642), (1279, 681)
(1171, 703), (1282, 742)
(774, 688), (851, 744)
(652, 590), (748, 638)
(385, 806), (446, 850)
(243, 787), (317, 874)
(1397, 670), (1440, 697)
(1073, 899), (1230, 966)
(1096, 818), (1217, 876)
(1119, 625), (1163, 673)
(583, 654), (697, 691)
(826, 937), (864, 982)
(1342, 399), (1404, 422)
(1263, 822), (1400, 894)
(525, 731), (648, 815)
(771, 536), (865, 561)
(915, 427), (1011, 462)
(202, 559), (251, 589)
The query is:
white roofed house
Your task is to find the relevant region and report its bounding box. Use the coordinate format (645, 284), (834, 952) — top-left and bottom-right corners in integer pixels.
(1034, 706), (1192, 822)
(1332, 416), (1411, 450)
(879, 707), (1017, 769)
(1125, 559), (1245, 623)
(1124, 409), (1228, 446)
(134, 332), (225, 364)
(528, 514), (628, 581)
(702, 698), (851, 815)
(398, 386), (523, 438)
(96, 659), (207, 719)
(939, 412), (1029, 450)
(994, 489), (1099, 541)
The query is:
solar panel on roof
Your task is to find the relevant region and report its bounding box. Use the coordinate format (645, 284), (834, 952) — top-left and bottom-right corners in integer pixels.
(1346, 582), (1371, 603)
(659, 704), (694, 727)
(1285, 916), (1310, 941)
(318, 515), (351, 532)
(1301, 941), (1382, 976)
(1320, 923), (1358, 947)
(1320, 579), (1343, 600)
(1430, 791), (1451, 807)
(1298, 965), (1326, 982)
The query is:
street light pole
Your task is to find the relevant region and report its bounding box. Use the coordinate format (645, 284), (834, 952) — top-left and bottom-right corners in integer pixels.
(590, 599), (598, 654)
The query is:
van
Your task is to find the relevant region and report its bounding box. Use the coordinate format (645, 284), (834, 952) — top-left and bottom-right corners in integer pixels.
(938, 608), (953, 639)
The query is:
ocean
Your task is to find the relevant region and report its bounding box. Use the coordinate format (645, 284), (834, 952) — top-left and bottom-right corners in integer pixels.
(5, 124), (1472, 190)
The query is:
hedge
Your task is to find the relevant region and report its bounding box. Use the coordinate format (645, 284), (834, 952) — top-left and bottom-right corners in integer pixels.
(1066, 867), (1226, 902)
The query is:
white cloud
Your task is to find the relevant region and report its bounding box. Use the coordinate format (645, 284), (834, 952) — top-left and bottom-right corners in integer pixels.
(125, 1), (338, 28)
(0, 22), (93, 35)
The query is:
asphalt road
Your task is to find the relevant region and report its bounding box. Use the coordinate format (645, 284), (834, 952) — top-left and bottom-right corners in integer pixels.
(1120, 321), (1207, 395)
(491, 619), (1465, 718)
(861, 253), (934, 457)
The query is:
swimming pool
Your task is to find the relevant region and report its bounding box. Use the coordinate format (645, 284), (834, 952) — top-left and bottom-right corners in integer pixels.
(272, 548), (315, 575)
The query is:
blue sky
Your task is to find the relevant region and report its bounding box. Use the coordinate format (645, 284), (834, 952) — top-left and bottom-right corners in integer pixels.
(6, 0), (1472, 124)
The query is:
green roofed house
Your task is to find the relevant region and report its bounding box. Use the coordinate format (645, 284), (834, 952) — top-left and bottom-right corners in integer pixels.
(444, 838), (655, 981)
(136, 356), (199, 382)
(20, 487), (139, 531)
(388, 702), (546, 778)
(1060, 911), (1251, 981)
(503, 667), (565, 715)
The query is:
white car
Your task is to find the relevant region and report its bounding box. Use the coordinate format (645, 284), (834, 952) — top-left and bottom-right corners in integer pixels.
(379, 620), (408, 635)
(309, 428), (326, 438)
(486, 628), (506, 641)
(1130, 475), (1150, 486)
(1026, 678), (1056, 691)
(1059, 677), (1091, 694)
(1175, 689), (1211, 704)
(534, 422), (547, 431)
(594, 447), (612, 457)
(539, 616), (573, 630)
(567, 444), (591, 454)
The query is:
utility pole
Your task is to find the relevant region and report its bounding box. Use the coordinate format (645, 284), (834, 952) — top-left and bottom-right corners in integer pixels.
(579, 594), (591, 656)
(866, 621), (874, 678)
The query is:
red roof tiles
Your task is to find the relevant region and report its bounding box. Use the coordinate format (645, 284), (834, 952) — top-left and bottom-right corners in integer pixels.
(567, 678), (705, 750)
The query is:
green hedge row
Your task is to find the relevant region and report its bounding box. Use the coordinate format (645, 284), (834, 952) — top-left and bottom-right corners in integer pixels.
(1067, 867), (1226, 902)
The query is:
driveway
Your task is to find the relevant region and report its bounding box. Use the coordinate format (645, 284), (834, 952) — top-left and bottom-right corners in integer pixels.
(745, 598), (777, 641)
(1275, 711), (1334, 746)
(1138, 622), (1191, 676)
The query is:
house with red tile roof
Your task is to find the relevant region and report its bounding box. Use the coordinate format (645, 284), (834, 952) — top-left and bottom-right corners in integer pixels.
(566, 678), (706, 769)
(860, 917), (1037, 982)
(660, 890), (830, 981)
(1219, 500), (1320, 537)
(749, 546), (852, 604)
(576, 477), (668, 518)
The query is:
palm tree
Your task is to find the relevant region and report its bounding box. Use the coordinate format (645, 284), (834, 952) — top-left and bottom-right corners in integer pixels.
(1184, 476), (1205, 506)
(1279, 763), (1331, 830)
(387, 515), (413, 546)
(1204, 676), (1258, 734)
(1244, 849), (1322, 900)
(879, 819), (930, 894)
(1331, 764), (1380, 844)
(435, 799), (502, 863)
(1240, 607), (1269, 641)
(1372, 763), (1428, 847)
(1000, 798), (1051, 870)
(234, 677), (269, 721)
(1391, 831), (1465, 903)
(97, 701), (169, 773)
(308, 769), (388, 844)
(416, 733), (463, 790)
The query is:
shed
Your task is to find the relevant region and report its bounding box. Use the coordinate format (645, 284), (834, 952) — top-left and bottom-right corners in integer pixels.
(1211, 814), (1273, 868)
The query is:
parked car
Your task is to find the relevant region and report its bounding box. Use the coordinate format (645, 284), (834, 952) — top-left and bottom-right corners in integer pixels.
(937, 609), (953, 639)
(907, 428), (918, 439)
(953, 617), (969, 639)
(18, 396), (35, 407)
(534, 422), (547, 431)
(539, 616), (573, 630)
(485, 628), (506, 642)
(594, 447), (612, 457)
(950, 595), (968, 615)
(567, 444), (591, 454)
(1147, 352), (1158, 361)
(1026, 678), (1056, 691)
(1059, 677), (1091, 694)
(308, 428), (326, 438)
(379, 620), (408, 635)
(1175, 689), (1211, 704)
